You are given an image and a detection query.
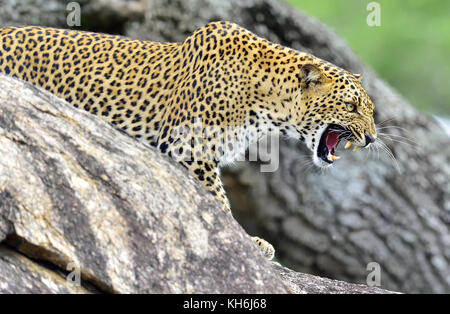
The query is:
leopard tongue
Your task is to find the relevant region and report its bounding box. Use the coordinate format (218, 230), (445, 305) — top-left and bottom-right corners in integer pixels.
(326, 131), (339, 153)
(326, 131), (340, 162)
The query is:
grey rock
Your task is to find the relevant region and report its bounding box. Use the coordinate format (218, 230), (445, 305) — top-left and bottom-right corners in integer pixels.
(0, 245), (92, 294)
(0, 74), (287, 293)
(0, 74), (396, 293)
(272, 262), (394, 294)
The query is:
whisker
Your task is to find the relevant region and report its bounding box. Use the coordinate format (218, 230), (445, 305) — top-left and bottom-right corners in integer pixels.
(378, 134), (417, 145)
(296, 153), (317, 174)
(376, 117), (396, 126)
(374, 139), (400, 172)
(363, 144), (371, 162)
(377, 132), (417, 147)
(370, 139), (381, 160)
(377, 131), (413, 138)
(377, 125), (409, 132)
(378, 137), (418, 149)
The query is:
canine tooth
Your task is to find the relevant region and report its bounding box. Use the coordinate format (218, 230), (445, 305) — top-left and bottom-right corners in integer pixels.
(331, 155), (340, 161)
(344, 141), (353, 149)
(353, 146), (360, 151)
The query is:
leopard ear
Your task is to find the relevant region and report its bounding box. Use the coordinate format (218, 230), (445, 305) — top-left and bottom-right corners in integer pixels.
(301, 64), (324, 86)
(353, 73), (363, 81)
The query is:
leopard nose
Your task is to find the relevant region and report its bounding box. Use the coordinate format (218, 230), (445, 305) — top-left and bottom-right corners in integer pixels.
(364, 134), (375, 146)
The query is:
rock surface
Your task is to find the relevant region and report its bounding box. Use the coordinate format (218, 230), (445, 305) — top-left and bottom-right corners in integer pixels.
(0, 245), (93, 293)
(0, 74), (394, 293)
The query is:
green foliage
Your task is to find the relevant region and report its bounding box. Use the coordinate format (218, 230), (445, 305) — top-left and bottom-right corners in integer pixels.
(285, 0), (450, 115)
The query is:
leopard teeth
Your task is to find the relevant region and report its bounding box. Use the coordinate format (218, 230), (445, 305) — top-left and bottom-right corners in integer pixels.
(344, 141), (353, 149)
(327, 153), (340, 161)
(331, 155), (340, 161)
(353, 146), (360, 152)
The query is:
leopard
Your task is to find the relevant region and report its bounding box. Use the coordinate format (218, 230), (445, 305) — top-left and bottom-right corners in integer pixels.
(0, 21), (377, 260)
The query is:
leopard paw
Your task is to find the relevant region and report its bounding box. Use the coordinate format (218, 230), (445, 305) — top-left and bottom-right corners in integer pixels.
(251, 236), (275, 260)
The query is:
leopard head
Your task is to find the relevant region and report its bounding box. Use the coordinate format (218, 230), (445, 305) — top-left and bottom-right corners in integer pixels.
(292, 62), (377, 167)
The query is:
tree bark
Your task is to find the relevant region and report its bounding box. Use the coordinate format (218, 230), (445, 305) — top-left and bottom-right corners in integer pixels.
(0, 0), (145, 34)
(125, 0), (450, 293)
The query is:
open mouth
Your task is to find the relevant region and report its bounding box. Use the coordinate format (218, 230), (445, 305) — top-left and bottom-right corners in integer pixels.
(317, 124), (347, 164)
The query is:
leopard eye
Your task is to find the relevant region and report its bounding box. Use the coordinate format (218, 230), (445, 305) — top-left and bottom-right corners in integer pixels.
(346, 103), (357, 113)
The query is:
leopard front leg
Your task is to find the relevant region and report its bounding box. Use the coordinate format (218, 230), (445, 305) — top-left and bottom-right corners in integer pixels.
(185, 160), (231, 211)
(186, 161), (275, 260)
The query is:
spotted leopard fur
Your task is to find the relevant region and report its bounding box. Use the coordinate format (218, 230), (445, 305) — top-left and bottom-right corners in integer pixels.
(0, 21), (377, 260)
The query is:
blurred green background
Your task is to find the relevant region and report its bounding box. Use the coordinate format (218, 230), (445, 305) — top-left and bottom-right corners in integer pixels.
(285, 0), (450, 115)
